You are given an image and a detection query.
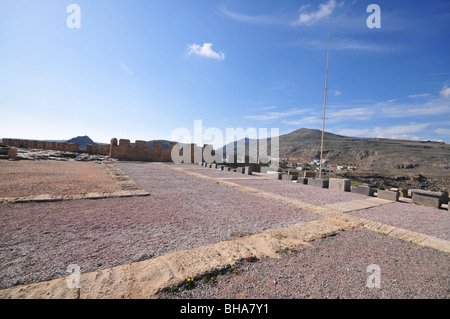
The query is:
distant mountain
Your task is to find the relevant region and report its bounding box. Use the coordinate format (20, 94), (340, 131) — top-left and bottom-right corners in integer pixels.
(220, 127), (449, 168)
(218, 128), (450, 190)
(66, 136), (95, 150)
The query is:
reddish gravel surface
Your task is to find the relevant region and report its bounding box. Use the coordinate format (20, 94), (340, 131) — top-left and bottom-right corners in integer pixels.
(349, 202), (450, 241)
(159, 228), (450, 299)
(0, 160), (120, 197)
(0, 162), (321, 289)
(1, 161), (448, 299)
(177, 164), (369, 205)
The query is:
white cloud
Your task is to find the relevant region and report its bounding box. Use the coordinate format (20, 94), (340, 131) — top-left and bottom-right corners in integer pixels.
(440, 84), (450, 98)
(118, 61), (134, 75)
(187, 43), (225, 60)
(332, 90), (342, 96)
(292, 0), (339, 26)
(262, 106), (277, 110)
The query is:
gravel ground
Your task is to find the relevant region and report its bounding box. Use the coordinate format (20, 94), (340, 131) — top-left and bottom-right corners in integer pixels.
(0, 160), (120, 197)
(186, 170), (370, 206)
(349, 202), (450, 241)
(0, 162), (321, 289)
(158, 228), (450, 299)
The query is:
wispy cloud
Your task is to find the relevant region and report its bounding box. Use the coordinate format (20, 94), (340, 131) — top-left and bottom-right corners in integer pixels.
(244, 108), (308, 121)
(292, 0), (342, 26)
(220, 6), (282, 25)
(436, 128), (450, 136)
(187, 43), (225, 60)
(337, 123), (430, 141)
(328, 106), (375, 120)
(282, 116), (323, 126)
(118, 61), (134, 75)
(287, 38), (400, 53)
(408, 93), (431, 98)
(262, 106), (277, 110)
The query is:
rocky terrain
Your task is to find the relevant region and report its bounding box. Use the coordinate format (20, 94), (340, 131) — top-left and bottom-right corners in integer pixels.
(0, 146), (109, 162)
(220, 128), (450, 192)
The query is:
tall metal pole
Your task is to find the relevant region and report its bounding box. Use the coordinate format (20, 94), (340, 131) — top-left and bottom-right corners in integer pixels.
(319, 35), (330, 179)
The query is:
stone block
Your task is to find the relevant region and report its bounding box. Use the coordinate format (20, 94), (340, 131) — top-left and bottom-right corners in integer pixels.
(7, 148), (17, 159)
(282, 174), (298, 181)
(245, 166), (252, 175)
(236, 167), (245, 174)
(297, 177), (308, 185)
(329, 178), (351, 192)
(219, 166), (225, 170)
(212, 164), (217, 169)
(378, 190), (399, 201)
(135, 140), (147, 149)
(412, 189), (449, 209)
(119, 139), (130, 148)
(86, 144), (95, 154)
(308, 178), (329, 188)
(351, 185), (375, 197)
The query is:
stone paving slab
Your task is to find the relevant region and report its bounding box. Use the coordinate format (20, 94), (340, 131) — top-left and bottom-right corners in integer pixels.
(324, 198), (392, 212)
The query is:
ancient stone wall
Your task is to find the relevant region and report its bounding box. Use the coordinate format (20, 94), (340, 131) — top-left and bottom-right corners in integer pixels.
(2, 138), (79, 153)
(2, 137), (266, 167)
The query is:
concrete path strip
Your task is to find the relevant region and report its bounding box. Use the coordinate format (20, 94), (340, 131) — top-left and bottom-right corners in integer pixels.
(0, 219), (344, 299)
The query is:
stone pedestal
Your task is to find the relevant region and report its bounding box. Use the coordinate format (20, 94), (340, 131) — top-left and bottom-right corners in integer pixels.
(308, 178), (329, 188)
(351, 185), (375, 197)
(282, 174), (298, 181)
(378, 190), (399, 201)
(412, 189), (449, 209)
(329, 178), (351, 192)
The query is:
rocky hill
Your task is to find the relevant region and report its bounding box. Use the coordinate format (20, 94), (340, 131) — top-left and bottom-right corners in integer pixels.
(220, 128), (450, 192)
(66, 136), (95, 151)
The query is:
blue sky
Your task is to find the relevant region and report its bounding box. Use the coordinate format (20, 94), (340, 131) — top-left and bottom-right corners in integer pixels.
(0, 0), (449, 144)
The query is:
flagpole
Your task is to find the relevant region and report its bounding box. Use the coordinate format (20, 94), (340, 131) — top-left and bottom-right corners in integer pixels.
(319, 34), (330, 179)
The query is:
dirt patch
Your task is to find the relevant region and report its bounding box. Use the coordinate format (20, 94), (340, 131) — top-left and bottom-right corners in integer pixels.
(0, 160), (121, 198)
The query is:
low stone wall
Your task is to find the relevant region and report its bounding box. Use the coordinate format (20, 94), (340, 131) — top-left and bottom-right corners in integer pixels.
(2, 138), (79, 153)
